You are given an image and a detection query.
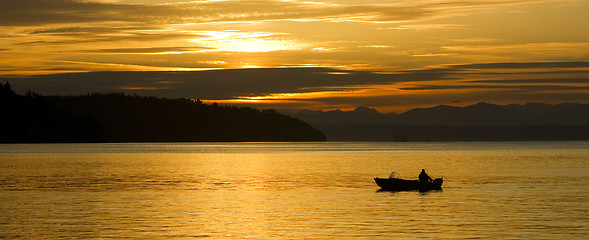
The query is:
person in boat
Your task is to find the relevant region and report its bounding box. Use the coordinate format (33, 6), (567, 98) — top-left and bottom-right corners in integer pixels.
(419, 169), (432, 182)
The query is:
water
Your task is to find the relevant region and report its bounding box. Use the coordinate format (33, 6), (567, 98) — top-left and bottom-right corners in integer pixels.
(0, 142), (588, 239)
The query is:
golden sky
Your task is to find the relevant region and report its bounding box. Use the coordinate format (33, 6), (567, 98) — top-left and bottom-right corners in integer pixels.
(1, 0), (588, 113)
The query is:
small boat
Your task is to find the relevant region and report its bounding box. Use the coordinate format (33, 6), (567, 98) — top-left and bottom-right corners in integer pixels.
(374, 172), (443, 191)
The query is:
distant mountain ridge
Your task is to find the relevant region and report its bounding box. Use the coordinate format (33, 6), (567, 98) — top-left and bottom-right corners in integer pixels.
(296, 106), (396, 125)
(294, 102), (589, 141)
(295, 102), (589, 127)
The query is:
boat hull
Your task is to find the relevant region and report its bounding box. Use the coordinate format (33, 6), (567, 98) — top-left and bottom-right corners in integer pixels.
(374, 177), (443, 191)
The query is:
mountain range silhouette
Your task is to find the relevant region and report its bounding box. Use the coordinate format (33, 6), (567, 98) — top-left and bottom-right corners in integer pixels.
(296, 102), (589, 126)
(295, 102), (589, 141)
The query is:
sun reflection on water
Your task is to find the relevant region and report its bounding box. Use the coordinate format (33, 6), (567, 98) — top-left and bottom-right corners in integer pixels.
(0, 142), (588, 238)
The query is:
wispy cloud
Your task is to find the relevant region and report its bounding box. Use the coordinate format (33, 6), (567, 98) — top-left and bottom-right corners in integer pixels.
(87, 46), (211, 54)
(0, 0), (575, 26)
(1, 0), (587, 112)
(1, 0), (584, 74)
(465, 78), (589, 84)
(5, 61), (588, 98)
(452, 61), (589, 69)
(388, 24), (465, 30)
(443, 42), (589, 56)
(18, 28), (192, 45)
(399, 85), (589, 91)
(187, 31), (308, 53)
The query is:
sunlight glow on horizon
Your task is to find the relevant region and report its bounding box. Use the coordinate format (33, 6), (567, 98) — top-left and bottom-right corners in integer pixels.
(1, 0), (588, 111)
(188, 31), (307, 53)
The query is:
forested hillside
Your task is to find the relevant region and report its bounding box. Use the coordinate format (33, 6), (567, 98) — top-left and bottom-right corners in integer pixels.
(0, 82), (325, 142)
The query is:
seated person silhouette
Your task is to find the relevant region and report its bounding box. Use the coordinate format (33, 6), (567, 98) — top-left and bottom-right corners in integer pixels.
(419, 169), (432, 182)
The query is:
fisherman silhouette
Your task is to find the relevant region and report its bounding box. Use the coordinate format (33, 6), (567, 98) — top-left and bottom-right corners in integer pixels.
(419, 169), (432, 182)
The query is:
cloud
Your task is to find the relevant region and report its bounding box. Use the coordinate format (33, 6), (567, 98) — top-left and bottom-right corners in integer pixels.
(4, 61), (588, 100)
(451, 61), (589, 69)
(466, 78), (589, 84)
(28, 26), (147, 35)
(0, 0), (125, 26)
(0, 0), (574, 26)
(4, 68), (394, 99)
(87, 46), (211, 54)
(448, 37), (499, 43)
(19, 27), (193, 45)
(443, 42), (589, 58)
(388, 24), (466, 30)
(399, 85), (589, 91)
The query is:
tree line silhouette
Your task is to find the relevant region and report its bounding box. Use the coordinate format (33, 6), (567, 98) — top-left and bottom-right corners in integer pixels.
(0, 82), (325, 143)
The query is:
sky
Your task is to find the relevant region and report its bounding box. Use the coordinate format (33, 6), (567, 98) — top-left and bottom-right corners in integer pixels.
(1, 0), (588, 113)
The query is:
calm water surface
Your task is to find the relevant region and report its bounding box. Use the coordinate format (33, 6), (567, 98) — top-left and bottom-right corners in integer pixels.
(0, 142), (588, 239)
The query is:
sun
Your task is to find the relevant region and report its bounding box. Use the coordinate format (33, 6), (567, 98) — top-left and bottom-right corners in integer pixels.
(189, 31), (305, 53)
(216, 39), (299, 53)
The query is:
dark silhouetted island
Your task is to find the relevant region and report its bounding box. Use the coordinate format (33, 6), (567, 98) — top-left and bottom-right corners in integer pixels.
(0, 82), (325, 143)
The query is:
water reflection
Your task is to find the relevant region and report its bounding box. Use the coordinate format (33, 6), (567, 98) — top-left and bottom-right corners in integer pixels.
(376, 189), (444, 196)
(0, 142), (588, 239)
